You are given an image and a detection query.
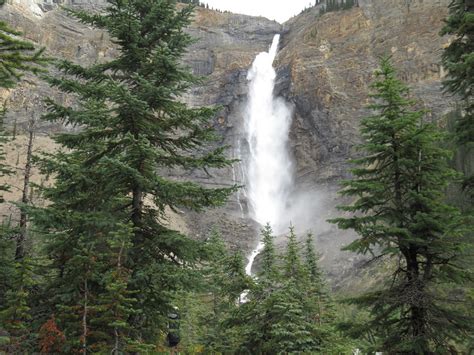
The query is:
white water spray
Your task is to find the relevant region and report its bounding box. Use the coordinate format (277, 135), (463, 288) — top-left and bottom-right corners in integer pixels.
(246, 34), (293, 233)
(243, 34), (294, 277)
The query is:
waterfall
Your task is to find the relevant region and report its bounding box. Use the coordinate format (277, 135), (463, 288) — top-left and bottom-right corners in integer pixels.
(243, 34), (294, 277)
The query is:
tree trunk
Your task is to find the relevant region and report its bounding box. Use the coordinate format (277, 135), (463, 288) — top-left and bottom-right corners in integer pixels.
(132, 187), (142, 228)
(405, 245), (428, 352)
(113, 327), (119, 355)
(15, 122), (34, 261)
(82, 278), (88, 355)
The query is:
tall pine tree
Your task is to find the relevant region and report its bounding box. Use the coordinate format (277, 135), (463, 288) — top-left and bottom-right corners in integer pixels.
(0, 1), (45, 228)
(330, 57), (472, 353)
(0, 7), (46, 352)
(31, 0), (235, 351)
(304, 233), (334, 328)
(194, 229), (250, 353)
(441, 0), (474, 193)
(441, 0), (474, 145)
(266, 226), (319, 353)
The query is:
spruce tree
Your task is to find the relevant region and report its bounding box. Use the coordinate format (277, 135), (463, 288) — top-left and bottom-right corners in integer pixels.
(0, 8), (45, 352)
(441, 0), (474, 146)
(0, 17), (45, 89)
(330, 57), (472, 353)
(266, 227), (319, 353)
(260, 223), (278, 280)
(1, 2), (45, 223)
(31, 0), (235, 351)
(235, 224), (278, 353)
(441, 0), (474, 194)
(200, 229), (233, 351)
(235, 226), (346, 354)
(197, 230), (249, 352)
(173, 230), (249, 353)
(92, 224), (137, 354)
(0, 257), (35, 353)
(304, 233), (334, 327)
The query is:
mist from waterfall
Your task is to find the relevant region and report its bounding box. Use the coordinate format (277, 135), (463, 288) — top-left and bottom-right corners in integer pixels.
(245, 34), (294, 235)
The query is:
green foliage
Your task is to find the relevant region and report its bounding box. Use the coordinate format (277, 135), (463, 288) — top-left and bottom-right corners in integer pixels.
(0, 258), (35, 353)
(0, 221), (14, 305)
(176, 229), (250, 353)
(0, 6), (46, 353)
(440, 8), (474, 349)
(319, 0), (356, 16)
(0, 16), (46, 89)
(28, 0), (235, 351)
(260, 223), (278, 280)
(441, 0), (474, 198)
(91, 224), (138, 353)
(177, 0), (206, 7)
(0, 0), (46, 241)
(330, 57), (472, 353)
(233, 225), (350, 354)
(441, 0), (474, 142)
(304, 233), (335, 326)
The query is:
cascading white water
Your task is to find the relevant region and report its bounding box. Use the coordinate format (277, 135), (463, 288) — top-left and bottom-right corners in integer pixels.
(243, 34), (294, 277)
(246, 34), (293, 232)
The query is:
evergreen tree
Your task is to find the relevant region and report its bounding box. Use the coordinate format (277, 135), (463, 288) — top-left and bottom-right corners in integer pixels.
(235, 224), (278, 353)
(31, 0), (236, 351)
(174, 230), (249, 353)
(0, 258), (35, 353)
(330, 57), (472, 353)
(260, 223), (278, 280)
(199, 230), (249, 352)
(0, 7), (46, 352)
(0, 16), (45, 89)
(441, 0), (474, 195)
(304, 233), (334, 327)
(441, 0), (474, 146)
(92, 224), (138, 354)
(265, 227), (319, 353)
(235, 226), (348, 354)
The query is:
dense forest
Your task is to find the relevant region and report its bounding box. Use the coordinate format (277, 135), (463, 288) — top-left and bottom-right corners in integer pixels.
(0, 0), (473, 353)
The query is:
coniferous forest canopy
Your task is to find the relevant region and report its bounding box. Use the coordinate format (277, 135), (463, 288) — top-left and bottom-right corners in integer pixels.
(0, 0), (473, 353)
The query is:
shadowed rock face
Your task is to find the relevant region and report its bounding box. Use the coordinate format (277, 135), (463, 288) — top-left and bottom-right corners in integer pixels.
(0, 0), (454, 286)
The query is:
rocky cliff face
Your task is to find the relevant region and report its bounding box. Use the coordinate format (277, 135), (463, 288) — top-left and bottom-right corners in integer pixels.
(278, 0), (451, 186)
(0, 0), (453, 285)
